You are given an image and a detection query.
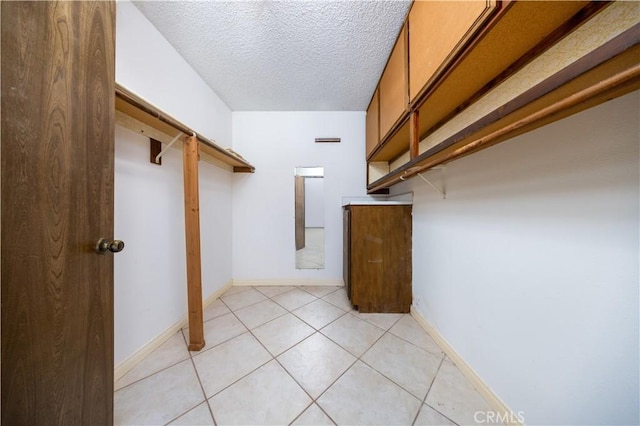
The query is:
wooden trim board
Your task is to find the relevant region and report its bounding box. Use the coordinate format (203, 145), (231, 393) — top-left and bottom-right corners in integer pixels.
(411, 306), (522, 426)
(115, 83), (254, 172)
(114, 281), (233, 382)
(183, 135), (205, 351)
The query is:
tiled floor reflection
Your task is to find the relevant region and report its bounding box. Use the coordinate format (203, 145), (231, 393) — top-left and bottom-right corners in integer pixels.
(296, 228), (325, 269)
(114, 286), (494, 425)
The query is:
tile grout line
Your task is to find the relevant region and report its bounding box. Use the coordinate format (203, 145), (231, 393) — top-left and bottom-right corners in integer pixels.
(269, 290), (323, 312)
(221, 292), (318, 425)
(257, 286), (347, 425)
(272, 289), (344, 426)
(387, 324), (446, 359)
(199, 290), (277, 403)
(154, 331), (215, 426)
(188, 285), (342, 422)
(185, 329), (219, 426)
(413, 356), (460, 426)
(311, 310), (439, 424)
(114, 338), (190, 392)
(191, 286), (443, 425)
(358, 344), (439, 406)
(114, 286), (337, 424)
(310, 315), (394, 414)
(286, 401), (316, 426)
(410, 355), (445, 426)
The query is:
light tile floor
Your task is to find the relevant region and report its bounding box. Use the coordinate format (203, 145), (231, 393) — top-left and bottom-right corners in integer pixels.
(114, 286), (494, 426)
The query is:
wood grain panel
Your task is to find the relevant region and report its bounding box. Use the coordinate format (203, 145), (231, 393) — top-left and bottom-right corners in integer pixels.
(409, 0), (496, 101)
(1, 1), (115, 424)
(365, 89), (380, 158)
(183, 136), (205, 351)
(379, 25), (409, 140)
(416, 1), (588, 141)
(378, 205), (412, 313)
(371, 118), (410, 162)
(346, 205), (412, 313)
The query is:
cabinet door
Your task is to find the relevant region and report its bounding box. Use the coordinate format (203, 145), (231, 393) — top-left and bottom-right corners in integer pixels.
(349, 206), (385, 310)
(349, 205), (412, 313)
(409, 0), (496, 102)
(365, 89), (380, 158)
(379, 24), (408, 141)
(380, 205), (412, 312)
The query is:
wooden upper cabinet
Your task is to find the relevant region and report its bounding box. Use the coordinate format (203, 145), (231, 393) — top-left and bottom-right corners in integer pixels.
(409, 0), (496, 102)
(379, 24), (408, 141)
(366, 89), (380, 158)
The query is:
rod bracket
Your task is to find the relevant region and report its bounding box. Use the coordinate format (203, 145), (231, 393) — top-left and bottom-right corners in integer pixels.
(417, 167), (446, 199)
(153, 132), (183, 164)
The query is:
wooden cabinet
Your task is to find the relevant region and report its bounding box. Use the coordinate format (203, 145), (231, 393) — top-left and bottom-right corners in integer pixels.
(343, 204), (412, 313)
(379, 24), (408, 141)
(365, 88), (380, 158)
(408, 1), (496, 102)
(365, 1), (635, 193)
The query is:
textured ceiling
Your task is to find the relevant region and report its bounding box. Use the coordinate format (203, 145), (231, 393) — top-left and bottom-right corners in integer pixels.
(132, 1), (411, 111)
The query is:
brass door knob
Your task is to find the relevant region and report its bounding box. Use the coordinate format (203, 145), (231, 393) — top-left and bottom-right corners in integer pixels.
(96, 238), (125, 254)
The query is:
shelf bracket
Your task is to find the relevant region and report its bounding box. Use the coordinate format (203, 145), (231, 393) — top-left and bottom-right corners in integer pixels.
(149, 138), (162, 165)
(417, 167), (446, 199)
(154, 132), (184, 164)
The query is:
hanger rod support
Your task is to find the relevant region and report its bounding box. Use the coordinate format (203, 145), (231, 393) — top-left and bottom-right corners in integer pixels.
(155, 132), (183, 163)
(417, 171), (446, 199)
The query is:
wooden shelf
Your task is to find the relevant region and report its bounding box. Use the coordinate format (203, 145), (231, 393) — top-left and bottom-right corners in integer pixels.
(368, 29), (640, 192)
(115, 83), (255, 173)
(365, 1), (640, 193)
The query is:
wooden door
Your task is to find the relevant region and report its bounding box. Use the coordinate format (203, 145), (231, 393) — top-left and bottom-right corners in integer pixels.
(295, 176), (305, 250)
(1, 1), (116, 424)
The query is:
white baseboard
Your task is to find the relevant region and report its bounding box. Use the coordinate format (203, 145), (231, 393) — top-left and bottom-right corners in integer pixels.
(233, 278), (344, 287)
(410, 306), (521, 426)
(114, 280), (233, 382)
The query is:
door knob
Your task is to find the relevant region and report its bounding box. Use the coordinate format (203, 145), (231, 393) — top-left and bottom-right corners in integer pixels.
(96, 238), (125, 254)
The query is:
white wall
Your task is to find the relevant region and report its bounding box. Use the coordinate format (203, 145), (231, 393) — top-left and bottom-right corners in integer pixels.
(305, 177), (325, 228)
(232, 112), (366, 283)
(114, 1), (234, 366)
(392, 91), (639, 425)
(115, 1), (232, 147)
